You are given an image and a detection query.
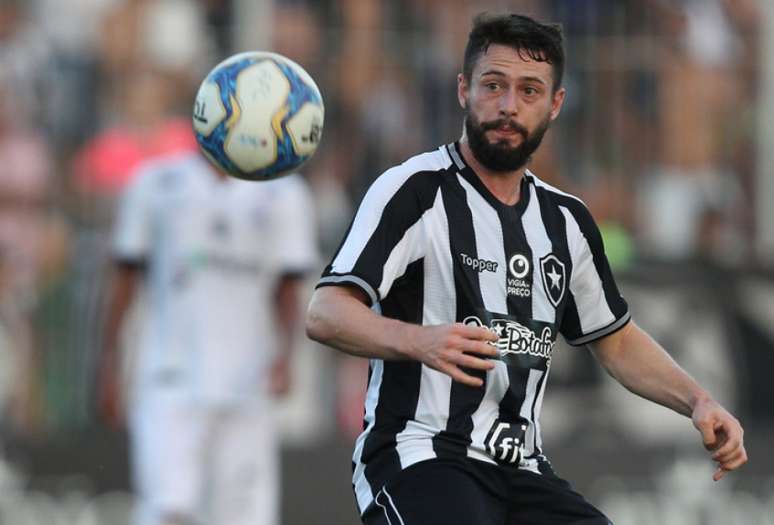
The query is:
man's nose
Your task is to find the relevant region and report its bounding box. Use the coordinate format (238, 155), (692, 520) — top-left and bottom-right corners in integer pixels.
(499, 87), (519, 116)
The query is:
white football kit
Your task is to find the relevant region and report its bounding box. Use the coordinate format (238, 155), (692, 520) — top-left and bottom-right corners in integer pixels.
(112, 151), (317, 525)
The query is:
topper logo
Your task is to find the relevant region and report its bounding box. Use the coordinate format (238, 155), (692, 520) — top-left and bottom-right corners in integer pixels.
(460, 253), (498, 273)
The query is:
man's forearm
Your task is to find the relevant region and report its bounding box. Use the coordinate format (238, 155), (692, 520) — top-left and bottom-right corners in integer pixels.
(306, 286), (413, 360)
(590, 322), (711, 417)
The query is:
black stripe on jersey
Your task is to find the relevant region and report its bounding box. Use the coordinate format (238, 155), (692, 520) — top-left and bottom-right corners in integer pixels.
(318, 171), (443, 306)
(529, 369), (548, 456)
(433, 170), (487, 459)
(361, 260), (425, 495)
(550, 194), (629, 344)
(494, 178), (534, 434)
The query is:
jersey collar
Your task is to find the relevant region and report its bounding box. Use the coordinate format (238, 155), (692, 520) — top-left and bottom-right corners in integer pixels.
(446, 141), (531, 214)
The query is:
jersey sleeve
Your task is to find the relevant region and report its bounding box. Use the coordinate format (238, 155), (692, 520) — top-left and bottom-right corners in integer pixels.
(111, 168), (155, 264)
(269, 174), (319, 275)
(559, 203), (630, 346)
(317, 168), (431, 306)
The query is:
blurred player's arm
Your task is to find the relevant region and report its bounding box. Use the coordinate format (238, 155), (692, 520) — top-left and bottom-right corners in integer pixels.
(269, 273), (305, 396)
(588, 321), (747, 480)
(98, 261), (142, 426)
(306, 285), (498, 387)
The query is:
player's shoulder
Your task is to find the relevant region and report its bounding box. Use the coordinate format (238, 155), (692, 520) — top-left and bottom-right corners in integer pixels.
(524, 171), (599, 233)
(525, 171), (588, 212)
(369, 146), (453, 198)
(383, 146), (453, 180)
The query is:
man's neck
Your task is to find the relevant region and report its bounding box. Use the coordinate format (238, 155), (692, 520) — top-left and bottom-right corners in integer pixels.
(458, 138), (525, 206)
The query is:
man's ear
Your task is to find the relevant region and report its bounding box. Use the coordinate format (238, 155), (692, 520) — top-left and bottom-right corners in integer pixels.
(457, 73), (468, 110)
(550, 87), (566, 121)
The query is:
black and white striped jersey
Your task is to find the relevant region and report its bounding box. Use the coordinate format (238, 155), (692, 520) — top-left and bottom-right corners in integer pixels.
(317, 142), (630, 515)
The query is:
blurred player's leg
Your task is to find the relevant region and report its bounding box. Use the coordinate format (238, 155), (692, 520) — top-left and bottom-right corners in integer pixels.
(209, 401), (279, 525)
(129, 399), (210, 525)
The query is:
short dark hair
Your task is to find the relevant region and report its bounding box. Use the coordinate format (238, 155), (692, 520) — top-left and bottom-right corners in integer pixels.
(463, 13), (565, 92)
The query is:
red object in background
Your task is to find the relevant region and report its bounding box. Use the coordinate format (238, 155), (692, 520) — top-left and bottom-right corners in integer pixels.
(73, 117), (198, 195)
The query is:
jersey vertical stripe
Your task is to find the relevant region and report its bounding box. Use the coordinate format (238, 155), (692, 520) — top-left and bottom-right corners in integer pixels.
(523, 183), (557, 324)
(432, 172), (487, 459)
(395, 188), (453, 468)
(517, 183), (555, 458)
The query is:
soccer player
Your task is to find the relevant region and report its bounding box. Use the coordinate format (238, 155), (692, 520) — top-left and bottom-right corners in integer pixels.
(100, 150), (317, 525)
(306, 13), (747, 525)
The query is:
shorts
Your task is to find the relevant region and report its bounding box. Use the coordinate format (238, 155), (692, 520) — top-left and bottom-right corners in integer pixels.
(361, 457), (612, 525)
(129, 399), (278, 525)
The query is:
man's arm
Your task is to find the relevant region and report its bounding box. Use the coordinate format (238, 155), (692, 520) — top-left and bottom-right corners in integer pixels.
(98, 262), (141, 426)
(269, 274), (305, 396)
(588, 321), (747, 481)
(306, 285), (499, 387)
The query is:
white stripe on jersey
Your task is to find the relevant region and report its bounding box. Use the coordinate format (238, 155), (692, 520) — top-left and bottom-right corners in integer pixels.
(379, 212), (426, 300)
(522, 184), (557, 324)
(560, 206), (616, 334)
(354, 359), (384, 512)
(456, 174), (509, 464)
(395, 189), (451, 468)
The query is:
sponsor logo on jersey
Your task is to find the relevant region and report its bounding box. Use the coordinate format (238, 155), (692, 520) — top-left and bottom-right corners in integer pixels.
(508, 254), (530, 278)
(459, 253), (498, 273)
(463, 315), (554, 361)
(507, 254), (531, 298)
(539, 254), (566, 308)
(485, 421), (527, 464)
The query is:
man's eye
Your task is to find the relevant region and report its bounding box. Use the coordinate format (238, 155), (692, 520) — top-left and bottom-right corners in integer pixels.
(524, 87), (538, 96)
(486, 83), (499, 91)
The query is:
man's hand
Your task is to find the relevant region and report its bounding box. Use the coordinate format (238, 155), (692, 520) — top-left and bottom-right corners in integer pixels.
(401, 323), (499, 387)
(692, 397), (748, 481)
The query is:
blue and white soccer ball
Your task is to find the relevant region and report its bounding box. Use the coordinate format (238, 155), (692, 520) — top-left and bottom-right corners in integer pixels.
(192, 51), (324, 180)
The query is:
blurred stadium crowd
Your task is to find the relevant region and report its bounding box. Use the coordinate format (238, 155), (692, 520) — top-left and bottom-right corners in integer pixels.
(0, 0), (773, 524)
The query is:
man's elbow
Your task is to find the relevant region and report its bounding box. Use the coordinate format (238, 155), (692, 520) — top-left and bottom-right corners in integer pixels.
(305, 303), (334, 344)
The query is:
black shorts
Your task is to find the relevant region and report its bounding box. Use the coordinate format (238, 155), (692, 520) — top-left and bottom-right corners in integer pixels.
(361, 458), (612, 525)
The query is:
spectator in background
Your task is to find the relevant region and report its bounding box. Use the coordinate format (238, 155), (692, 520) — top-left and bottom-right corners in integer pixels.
(73, 0), (212, 200)
(72, 67), (198, 199)
(638, 0), (757, 262)
(0, 71), (69, 435)
(0, 0), (55, 132)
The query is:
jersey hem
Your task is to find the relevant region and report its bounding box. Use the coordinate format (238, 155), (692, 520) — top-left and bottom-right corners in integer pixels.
(566, 311), (632, 346)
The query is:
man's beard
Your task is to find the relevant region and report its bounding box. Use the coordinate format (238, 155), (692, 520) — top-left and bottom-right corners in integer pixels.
(464, 109), (550, 172)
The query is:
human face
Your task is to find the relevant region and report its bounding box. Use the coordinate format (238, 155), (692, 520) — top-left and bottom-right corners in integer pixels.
(458, 44), (565, 172)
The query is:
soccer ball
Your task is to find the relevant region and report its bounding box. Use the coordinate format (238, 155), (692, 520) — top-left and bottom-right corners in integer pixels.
(192, 51), (324, 180)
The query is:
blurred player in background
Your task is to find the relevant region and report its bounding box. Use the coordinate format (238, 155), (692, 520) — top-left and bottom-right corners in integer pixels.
(100, 149), (317, 525)
(306, 12), (747, 525)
